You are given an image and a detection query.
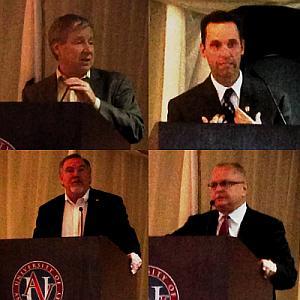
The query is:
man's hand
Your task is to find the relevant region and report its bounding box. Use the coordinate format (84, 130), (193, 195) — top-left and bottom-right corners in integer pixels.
(234, 108), (262, 124)
(64, 77), (96, 105)
(127, 252), (142, 275)
(202, 114), (226, 123)
(261, 259), (277, 279)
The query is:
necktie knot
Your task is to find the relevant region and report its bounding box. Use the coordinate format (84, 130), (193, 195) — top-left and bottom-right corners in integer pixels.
(222, 88), (235, 123)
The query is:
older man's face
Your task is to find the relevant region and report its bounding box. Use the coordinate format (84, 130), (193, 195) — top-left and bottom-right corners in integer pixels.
(59, 157), (91, 202)
(209, 166), (247, 214)
(54, 25), (94, 78)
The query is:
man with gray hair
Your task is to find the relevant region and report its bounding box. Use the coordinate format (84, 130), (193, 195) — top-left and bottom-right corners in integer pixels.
(33, 153), (142, 274)
(172, 162), (297, 298)
(22, 14), (144, 143)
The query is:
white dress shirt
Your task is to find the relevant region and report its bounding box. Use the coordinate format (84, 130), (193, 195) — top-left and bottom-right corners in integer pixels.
(211, 71), (243, 109)
(61, 189), (89, 237)
(216, 202), (247, 237)
(56, 68), (101, 110)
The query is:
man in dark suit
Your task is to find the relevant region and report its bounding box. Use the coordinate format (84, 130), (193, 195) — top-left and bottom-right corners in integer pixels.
(33, 153), (142, 274)
(173, 163), (297, 297)
(22, 14), (144, 144)
(168, 10), (291, 124)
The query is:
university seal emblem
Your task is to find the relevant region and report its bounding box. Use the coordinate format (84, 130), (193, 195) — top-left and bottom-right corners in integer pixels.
(12, 261), (64, 300)
(0, 138), (15, 150)
(149, 265), (179, 300)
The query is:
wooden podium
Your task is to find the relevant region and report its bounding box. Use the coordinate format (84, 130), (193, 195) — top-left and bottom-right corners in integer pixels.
(149, 122), (300, 149)
(0, 103), (130, 149)
(0, 236), (137, 300)
(149, 236), (273, 300)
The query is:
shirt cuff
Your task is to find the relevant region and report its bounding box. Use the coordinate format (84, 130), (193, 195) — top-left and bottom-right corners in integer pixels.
(93, 97), (101, 111)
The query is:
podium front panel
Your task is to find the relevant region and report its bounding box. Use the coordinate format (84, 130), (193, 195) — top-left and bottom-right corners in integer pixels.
(0, 237), (136, 300)
(149, 236), (273, 300)
(0, 103), (130, 149)
(150, 122), (300, 149)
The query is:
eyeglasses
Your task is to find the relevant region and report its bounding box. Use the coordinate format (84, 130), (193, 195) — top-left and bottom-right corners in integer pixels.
(208, 180), (244, 190)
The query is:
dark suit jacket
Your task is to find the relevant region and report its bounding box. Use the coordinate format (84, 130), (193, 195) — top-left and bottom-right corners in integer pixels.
(33, 188), (141, 256)
(172, 207), (297, 292)
(22, 68), (144, 143)
(168, 73), (291, 125)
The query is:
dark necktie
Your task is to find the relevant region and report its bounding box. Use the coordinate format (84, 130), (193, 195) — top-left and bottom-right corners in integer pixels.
(219, 215), (229, 236)
(222, 88), (235, 123)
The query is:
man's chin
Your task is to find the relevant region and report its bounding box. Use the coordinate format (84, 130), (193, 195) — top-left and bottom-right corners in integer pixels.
(70, 186), (85, 195)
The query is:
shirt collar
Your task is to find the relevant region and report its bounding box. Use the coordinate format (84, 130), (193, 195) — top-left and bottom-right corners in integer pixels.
(218, 201), (247, 224)
(211, 70), (243, 101)
(65, 188), (90, 206)
(56, 67), (91, 81)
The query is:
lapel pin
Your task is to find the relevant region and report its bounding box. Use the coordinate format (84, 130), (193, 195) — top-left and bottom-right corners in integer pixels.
(245, 106), (250, 112)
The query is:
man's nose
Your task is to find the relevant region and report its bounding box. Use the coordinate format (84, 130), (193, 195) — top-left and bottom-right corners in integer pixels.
(83, 42), (93, 53)
(215, 183), (224, 191)
(219, 45), (231, 57)
(72, 169), (80, 176)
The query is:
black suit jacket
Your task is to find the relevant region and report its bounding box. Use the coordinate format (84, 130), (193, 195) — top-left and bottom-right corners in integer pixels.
(22, 68), (144, 143)
(33, 188), (141, 256)
(168, 73), (291, 125)
(172, 207), (297, 292)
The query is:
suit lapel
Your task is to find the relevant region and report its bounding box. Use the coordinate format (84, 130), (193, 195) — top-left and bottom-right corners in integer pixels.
(206, 210), (219, 235)
(237, 206), (254, 240)
(84, 188), (102, 235)
(240, 76), (259, 119)
(53, 196), (65, 236)
(89, 68), (103, 100)
(202, 76), (223, 111)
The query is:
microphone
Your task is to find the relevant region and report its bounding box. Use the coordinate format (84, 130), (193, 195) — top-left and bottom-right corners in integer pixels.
(210, 200), (215, 211)
(79, 207), (84, 237)
(60, 86), (70, 102)
(250, 68), (287, 125)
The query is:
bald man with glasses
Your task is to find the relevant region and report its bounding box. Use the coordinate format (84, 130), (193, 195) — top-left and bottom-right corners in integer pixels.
(172, 163), (297, 297)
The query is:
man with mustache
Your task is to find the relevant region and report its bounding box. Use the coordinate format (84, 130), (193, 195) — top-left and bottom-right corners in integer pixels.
(22, 14), (144, 143)
(167, 10), (290, 124)
(33, 153), (142, 275)
(172, 163), (297, 298)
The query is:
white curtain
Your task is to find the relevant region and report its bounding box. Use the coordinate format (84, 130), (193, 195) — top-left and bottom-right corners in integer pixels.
(17, 0), (42, 100)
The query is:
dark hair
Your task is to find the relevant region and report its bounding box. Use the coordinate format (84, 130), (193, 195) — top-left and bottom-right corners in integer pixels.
(48, 14), (93, 59)
(59, 153), (91, 173)
(214, 162), (246, 178)
(200, 10), (243, 45)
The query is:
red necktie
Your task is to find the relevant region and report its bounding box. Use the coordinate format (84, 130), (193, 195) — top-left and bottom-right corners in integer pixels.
(219, 215), (229, 236)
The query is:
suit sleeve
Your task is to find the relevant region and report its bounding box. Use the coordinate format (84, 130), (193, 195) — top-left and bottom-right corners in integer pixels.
(106, 196), (141, 256)
(98, 76), (144, 144)
(268, 221), (297, 289)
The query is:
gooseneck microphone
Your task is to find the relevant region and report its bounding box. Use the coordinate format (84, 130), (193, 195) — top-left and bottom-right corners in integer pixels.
(250, 68), (287, 125)
(60, 86), (70, 102)
(210, 200), (215, 211)
(79, 207), (84, 237)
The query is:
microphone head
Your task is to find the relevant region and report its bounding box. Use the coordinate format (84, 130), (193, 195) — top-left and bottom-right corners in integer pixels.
(79, 207), (83, 212)
(210, 200), (215, 206)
